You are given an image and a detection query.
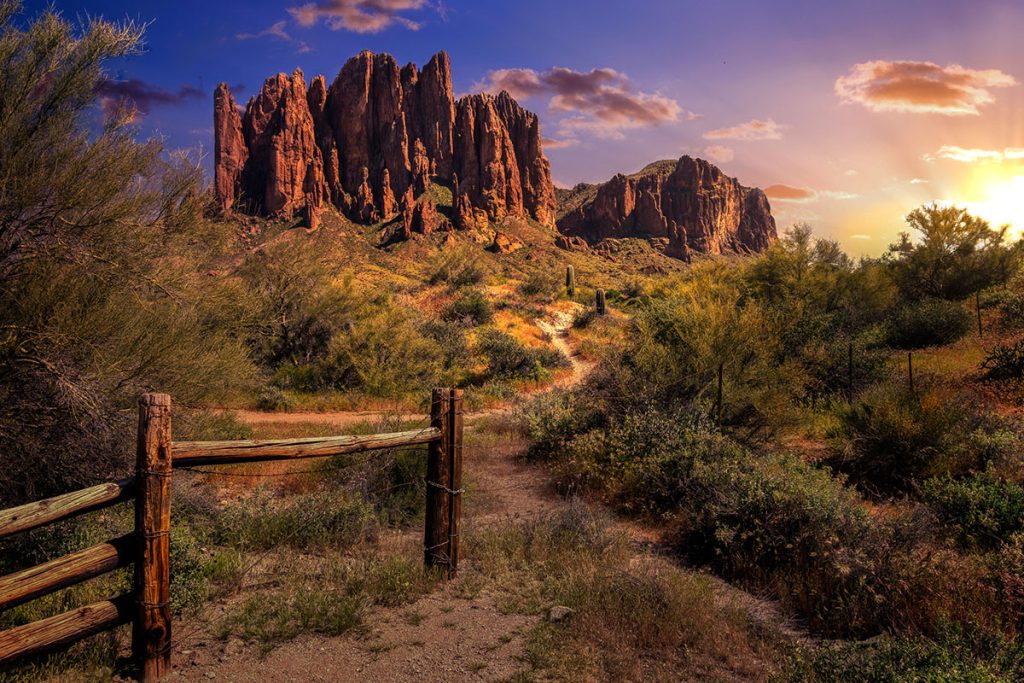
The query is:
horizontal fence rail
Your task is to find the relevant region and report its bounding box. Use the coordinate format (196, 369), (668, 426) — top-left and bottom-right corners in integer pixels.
(172, 428), (441, 465)
(0, 479), (135, 541)
(0, 534), (135, 612)
(0, 389), (463, 681)
(0, 595), (133, 664)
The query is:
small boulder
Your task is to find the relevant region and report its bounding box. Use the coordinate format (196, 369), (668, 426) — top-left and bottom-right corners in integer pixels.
(489, 231), (524, 254)
(547, 605), (575, 623)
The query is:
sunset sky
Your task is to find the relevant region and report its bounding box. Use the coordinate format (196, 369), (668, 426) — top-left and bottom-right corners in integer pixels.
(25, 0), (1024, 254)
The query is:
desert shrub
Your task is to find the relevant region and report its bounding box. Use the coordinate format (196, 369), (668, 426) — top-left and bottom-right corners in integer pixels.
(572, 306), (597, 329)
(427, 245), (485, 287)
(519, 391), (604, 463)
(998, 291), (1024, 328)
(420, 319), (471, 375)
(322, 308), (442, 396)
(800, 337), (890, 400)
(477, 328), (569, 381)
(828, 383), (993, 496)
(443, 288), (493, 325)
(794, 626), (1024, 682)
(885, 299), (972, 348)
(921, 472), (1024, 550)
(255, 386), (296, 412)
(621, 289), (806, 435)
(520, 270), (559, 299)
(981, 339), (1024, 381)
(169, 522), (208, 614)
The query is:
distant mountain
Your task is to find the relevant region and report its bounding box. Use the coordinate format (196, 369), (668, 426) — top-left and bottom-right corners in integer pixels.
(214, 51), (556, 233)
(556, 156), (777, 259)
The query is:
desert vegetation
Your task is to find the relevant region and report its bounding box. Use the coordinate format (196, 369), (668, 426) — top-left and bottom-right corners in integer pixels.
(518, 212), (1024, 679)
(3, 2), (1024, 681)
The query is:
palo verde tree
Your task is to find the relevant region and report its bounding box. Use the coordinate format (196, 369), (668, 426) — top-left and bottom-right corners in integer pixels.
(0, 2), (254, 504)
(886, 203), (1018, 300)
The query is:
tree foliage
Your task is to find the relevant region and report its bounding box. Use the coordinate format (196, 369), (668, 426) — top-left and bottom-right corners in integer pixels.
(0, 3), (254, 505)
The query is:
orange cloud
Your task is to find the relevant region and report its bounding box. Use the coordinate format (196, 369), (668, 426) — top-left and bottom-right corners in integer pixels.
(835, 60), (1015, 115)
(703, 118), (783, 140)
(765, 184), (815, 201)
(289, 0), (426, 33)
(765, 185), (857, 202)
(542, 136), (579, 150)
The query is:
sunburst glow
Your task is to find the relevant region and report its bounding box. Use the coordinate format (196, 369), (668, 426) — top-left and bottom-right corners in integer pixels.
(960, 174), (1024, 240)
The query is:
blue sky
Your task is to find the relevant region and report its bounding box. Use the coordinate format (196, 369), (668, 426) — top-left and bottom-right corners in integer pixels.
(22, 0), (1024, 252)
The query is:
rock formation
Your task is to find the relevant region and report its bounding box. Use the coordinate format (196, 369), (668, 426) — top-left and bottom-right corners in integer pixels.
(556, 156), (777, 259)
(214, 50), (556, 233)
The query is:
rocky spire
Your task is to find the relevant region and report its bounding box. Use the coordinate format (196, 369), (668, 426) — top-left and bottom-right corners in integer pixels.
(213, 50), (556, 233)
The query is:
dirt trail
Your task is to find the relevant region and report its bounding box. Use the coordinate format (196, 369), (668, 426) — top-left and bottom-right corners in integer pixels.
(170, 309), (800, 681)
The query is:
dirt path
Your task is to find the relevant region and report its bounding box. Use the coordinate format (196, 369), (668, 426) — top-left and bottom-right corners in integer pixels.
(169, 309), (801, 681)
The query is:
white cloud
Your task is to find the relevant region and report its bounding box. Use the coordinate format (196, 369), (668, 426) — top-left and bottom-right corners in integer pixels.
(923, 145), (1024, 163)
(703, 145), (735, 163)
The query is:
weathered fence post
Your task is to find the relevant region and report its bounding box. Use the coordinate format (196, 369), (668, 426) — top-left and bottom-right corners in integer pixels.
(424, 388), (451, 571)
(565, 265), (576, 299)
(976, 292), (983, 337)
(446, 388), (464, 578)
(133, 393), (172, 682)
(595, 289), (606, 315)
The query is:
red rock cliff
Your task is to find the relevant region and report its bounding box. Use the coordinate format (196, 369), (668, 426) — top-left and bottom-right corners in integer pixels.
(556, 156), (777, 259)
(214, 51), (556, 231)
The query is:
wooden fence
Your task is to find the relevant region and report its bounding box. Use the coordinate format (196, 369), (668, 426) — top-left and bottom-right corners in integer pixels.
(0, 388), (464, 681)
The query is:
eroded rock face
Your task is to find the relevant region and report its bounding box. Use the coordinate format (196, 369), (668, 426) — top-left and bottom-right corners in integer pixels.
(213, 84), (248, 213)
(214, 51), (556, 233)
(237, 69), (326, 226)
(557, 156), (777, 258)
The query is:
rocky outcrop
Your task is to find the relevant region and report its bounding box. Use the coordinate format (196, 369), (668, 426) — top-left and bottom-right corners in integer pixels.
(214, 51), (556, 233)
(557, 156), (777, 259)
(213, 84), (248, 213)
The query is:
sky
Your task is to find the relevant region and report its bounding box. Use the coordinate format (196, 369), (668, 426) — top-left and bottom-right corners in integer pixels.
(21, 0), (1024, 254)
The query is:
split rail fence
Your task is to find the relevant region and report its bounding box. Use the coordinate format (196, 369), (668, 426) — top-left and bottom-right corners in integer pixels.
(0, 388), (463, 681)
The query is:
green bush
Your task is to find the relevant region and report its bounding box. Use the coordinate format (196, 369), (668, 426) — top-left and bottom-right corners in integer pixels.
(255, 387), (296, 412)
(793, 627), (1024, 682)
(801, 338), (890, 400)
(170, 522), (209, 614)
(520, 270), (559, 299)
(981, 339), (1024, 381)
(998, 291), (1024, 327)
(921, 472), (1024, 550)
(477, 329), (569, 381)
(885, 299), (972, 349)
(443, 288), (493, 326)
(828, 384), (992, 496)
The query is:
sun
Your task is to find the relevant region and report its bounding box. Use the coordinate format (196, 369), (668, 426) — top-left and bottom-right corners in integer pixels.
(962, 175), (1024, 240)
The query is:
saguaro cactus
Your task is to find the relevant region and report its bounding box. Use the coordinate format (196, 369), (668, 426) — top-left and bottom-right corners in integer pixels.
(596, 288), (606, 315)
(565, 265), (576, 298)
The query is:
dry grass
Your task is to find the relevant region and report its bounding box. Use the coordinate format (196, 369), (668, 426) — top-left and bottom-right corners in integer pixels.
(467, 504), (795, 682)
